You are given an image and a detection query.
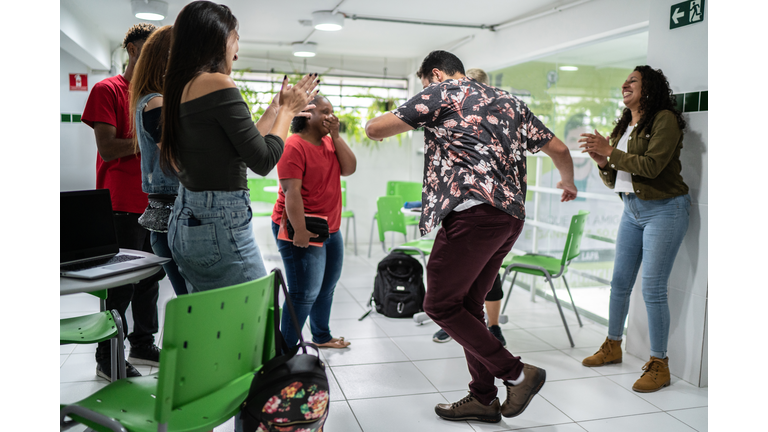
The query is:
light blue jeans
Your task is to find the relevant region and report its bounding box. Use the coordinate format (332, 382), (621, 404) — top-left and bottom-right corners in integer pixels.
(271, 221), (344, 348)
(607, 193), (690, 359)
(167, 185), (267, 294)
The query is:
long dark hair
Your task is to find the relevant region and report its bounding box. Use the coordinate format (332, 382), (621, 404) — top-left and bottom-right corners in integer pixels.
(160, 1), (238, 174)
(610, 65), (686, 141)
(129, 25), (172, 153)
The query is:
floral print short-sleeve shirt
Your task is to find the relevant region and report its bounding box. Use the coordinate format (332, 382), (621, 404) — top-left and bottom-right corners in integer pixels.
(393, 77), (554, 235)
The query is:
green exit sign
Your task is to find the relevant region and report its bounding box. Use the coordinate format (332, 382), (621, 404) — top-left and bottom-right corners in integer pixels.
(670, 0), (705, 29)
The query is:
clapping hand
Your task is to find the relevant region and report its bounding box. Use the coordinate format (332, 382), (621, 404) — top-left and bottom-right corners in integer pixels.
(278, 73), (320, 118)
(578, 129), (611, 166)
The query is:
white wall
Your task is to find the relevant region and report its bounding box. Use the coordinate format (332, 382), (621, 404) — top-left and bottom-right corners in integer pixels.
(454, 0), (651, 72)
(625, 0), (708, 387)
(60, 49), (109, 192)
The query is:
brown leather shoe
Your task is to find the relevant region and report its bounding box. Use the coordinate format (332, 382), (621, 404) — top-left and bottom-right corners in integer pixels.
(582, 337), (623, 367)
(501, 364), (546, 418)
(434, 393), (501, 423)
(632, 356), (671, 393)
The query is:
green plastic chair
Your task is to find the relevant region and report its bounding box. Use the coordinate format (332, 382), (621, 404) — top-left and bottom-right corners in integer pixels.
(500, 210), (589, 347)
(61, 289), (127, 382)
(340, 180), (357, 255)
(60, 271), (279, 432)
(247, 177), (278, 217)
(367, 181), (422, 258)
(375, 195), (433, 268)
(394, 181), (422, 237)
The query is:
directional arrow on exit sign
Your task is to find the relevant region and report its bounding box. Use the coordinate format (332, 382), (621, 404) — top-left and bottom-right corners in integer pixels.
(670, 0), (705, 29)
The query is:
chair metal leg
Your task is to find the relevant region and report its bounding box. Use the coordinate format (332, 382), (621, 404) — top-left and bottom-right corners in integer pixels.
(110, 309), (127, 380)
(547, 277), (575, 347)
(352, 214), (357, 256)
(368, 213), (377, 258)
(501, 270), (518, 314)
(561, 275), (583, 327)
(345, 217), (350, 247)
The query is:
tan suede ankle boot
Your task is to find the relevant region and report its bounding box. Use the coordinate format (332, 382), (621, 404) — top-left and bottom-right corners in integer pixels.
(582, 337), (622, 367)
(632, 356), (671, 392)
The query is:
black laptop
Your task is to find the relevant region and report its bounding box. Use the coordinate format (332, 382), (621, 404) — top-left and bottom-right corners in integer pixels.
(60, 189), (170, 279)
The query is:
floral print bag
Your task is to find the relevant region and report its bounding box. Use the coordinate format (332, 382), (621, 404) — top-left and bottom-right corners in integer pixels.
(241, 270), (329, 432)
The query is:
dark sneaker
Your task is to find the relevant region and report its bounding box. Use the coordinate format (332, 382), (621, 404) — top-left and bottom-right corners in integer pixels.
(435, 393), (501, 423)
(432, 328), (452, 343)
(128, 344), (161, 367)
(489, 325), (506, 346)
(501, 364), (546, 418)
(96, 360), (141, 382)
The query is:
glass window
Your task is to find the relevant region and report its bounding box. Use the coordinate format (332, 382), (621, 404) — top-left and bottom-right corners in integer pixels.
(489, 32), (648, 325)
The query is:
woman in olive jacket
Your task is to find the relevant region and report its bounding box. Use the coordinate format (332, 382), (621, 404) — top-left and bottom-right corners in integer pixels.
(578, 66), (690, 393)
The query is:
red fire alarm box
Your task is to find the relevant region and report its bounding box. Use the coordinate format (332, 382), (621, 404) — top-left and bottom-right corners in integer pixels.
(69, 73), (88, 91)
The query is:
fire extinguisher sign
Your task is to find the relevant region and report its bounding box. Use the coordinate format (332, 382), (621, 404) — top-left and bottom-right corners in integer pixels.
(69, 73), (88, 91)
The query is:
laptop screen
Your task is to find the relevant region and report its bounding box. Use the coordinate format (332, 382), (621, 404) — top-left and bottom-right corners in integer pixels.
(60, 189), (120, 264)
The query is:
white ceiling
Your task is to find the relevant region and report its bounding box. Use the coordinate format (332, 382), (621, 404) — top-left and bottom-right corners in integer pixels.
(61, 0), (648, 77)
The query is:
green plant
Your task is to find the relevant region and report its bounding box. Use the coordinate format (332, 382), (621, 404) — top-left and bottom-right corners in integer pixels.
(233, 70), (406, 148)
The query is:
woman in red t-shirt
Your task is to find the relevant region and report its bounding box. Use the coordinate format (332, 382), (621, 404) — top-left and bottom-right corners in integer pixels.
(271, 95), (357, 349)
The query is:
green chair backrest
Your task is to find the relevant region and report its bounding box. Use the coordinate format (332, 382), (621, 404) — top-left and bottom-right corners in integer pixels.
(394, 182), (422, 203)
(560, 210), (590, 266)
(385, 181), (420, 197)
(385, 181), (400, 196)
(247, 178), (278, 204)
(341, 179), (348, 208)
(376, 195), (407, 242)
(154, 272), (275, 424)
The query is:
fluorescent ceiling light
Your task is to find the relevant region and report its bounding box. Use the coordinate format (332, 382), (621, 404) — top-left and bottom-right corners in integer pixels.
(312, 11), (344, 31)
(292, 42), (317, 57)
(559, 66), (578, 71)
(131, 0), (168, 21)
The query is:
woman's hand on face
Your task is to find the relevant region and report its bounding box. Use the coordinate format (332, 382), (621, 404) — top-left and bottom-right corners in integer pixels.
(278, 73), (320, 117)
(578, 129), (612, 157)
(324, 114), (340, 138)
(292, 228), (319, 248)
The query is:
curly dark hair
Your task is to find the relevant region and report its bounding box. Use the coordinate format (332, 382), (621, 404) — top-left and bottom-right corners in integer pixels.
(123, 23), (157, 49)
(610, 65), (686, 141)
(290, 95), (324, 134)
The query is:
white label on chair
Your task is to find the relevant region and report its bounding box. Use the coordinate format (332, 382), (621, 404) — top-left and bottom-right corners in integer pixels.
(396, 286), (405, 291)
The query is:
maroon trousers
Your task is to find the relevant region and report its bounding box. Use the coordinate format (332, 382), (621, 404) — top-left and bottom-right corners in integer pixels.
(424, 204), (525, 405)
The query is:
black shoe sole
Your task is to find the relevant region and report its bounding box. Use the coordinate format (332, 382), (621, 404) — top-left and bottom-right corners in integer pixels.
(435, 412), (502, 423)
(501, 369), (546, 418)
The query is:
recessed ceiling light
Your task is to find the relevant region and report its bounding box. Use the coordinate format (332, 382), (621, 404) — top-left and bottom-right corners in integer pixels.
(312, 11), (344, 31)
(292, 42), (317, 57)
(131, 0), (168, 21)
(559, 66), (578, 71)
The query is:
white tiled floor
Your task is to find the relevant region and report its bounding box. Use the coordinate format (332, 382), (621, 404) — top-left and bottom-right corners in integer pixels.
(60, 226), (708, 432)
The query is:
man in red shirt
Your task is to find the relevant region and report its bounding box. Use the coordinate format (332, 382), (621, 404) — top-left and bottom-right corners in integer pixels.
(81, 23), (164, 381)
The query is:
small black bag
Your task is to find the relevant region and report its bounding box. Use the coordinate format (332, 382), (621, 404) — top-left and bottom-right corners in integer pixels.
(360, 252), (425, 319)
(241, 270), (329, 432)
(286, 216), (330, 243)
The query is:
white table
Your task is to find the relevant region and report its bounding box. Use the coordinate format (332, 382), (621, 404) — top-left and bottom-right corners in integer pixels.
(263, 186), (345, 193)
(60, 249), (166, 296)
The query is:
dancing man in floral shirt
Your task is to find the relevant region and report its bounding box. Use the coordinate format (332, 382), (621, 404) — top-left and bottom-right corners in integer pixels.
(366, 50), (577, 424)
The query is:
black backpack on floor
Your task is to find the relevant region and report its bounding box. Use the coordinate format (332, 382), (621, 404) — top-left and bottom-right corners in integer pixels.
(360, 252), (425, 319)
